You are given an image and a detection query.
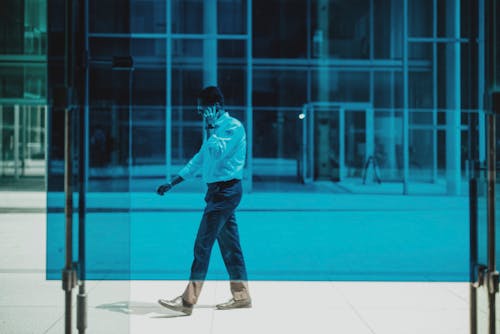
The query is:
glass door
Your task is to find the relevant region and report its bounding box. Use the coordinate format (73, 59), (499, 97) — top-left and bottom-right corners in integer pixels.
(470, 102), (500, 334)
(300, 102), (373, 185)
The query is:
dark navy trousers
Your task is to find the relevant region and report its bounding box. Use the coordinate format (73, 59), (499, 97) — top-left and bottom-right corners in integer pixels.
(189, 179), (248, 282)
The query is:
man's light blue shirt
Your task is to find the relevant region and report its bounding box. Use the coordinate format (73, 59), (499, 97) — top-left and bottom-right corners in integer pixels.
(178, 112), (246, 183)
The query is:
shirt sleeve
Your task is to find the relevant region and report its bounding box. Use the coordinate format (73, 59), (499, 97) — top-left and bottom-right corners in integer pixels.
(178, 150), (203, 180)
(205, 122), (245, 160)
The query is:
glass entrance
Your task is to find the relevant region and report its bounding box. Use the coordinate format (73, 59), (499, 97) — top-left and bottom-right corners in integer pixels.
(470, 99), (500, 334)
(0, 104), (46, 180)
(300, 102), (373, 185)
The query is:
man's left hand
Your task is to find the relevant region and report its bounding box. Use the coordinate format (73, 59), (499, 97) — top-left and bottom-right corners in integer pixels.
(156, 183), (173, 196)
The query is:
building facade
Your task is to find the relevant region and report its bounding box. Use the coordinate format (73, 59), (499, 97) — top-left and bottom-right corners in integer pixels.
(0, 0), (486, 195)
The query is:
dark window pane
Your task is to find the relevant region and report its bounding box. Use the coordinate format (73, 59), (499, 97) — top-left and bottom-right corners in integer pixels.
(172, 68), (203, 106)
(253, 109), (302, 161)
(409, 71), (433, 109)
(218, 40), (245, 59)
(218, 0), (246, 34)
(253, 70), (307, 106)
(374, 0), (402, 59)
(133, 68), (166, 106)
(90, 38), (166, 60)
(218, 67), (245, 106)
(253, 0), (307, 58)
(311, 71), (370, 102)
(0, 65), (46, 99)
(172, 0), (203, 34)
(310, 0), (370, 59)
(373, 72), (403, 109)
(408, 0), (433, 37)
(132, 107), (165, 165)
(90, 0), (166, 33)
(89, 66), (132, 105)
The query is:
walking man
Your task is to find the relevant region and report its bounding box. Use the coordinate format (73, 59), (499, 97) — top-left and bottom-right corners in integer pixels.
(156, 86), (251, 315)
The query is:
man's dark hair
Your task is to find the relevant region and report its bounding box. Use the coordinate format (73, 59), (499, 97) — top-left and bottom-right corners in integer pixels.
(198, 86), (224, 107)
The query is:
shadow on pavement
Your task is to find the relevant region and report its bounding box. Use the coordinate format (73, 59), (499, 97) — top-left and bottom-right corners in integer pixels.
(96, 301), (216, 318)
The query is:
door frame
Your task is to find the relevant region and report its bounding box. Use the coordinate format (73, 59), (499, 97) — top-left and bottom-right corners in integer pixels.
(301, 102), (373, 184)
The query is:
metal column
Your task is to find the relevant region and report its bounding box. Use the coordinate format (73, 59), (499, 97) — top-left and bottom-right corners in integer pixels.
(77, 0), (90, 332)
(339, 107), (345, 181)
(445, 0), (462, 196)
(478, 0), (486, 164)
(485, 1), (499, 333)
(486, 108), (497, 334)
(402, 0), (409, 194)
(203, 0), (217, 86)
(14, 105), (20, 179)
(432, 0), (438, 183)
(62, 0), (77, 332)
(0, 105), (3, 176)
(246, 0), (253, 191)
(166, 0), (172, 181)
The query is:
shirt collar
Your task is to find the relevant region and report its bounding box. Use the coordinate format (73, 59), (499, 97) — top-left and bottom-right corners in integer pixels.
(215, 111), (229, 125)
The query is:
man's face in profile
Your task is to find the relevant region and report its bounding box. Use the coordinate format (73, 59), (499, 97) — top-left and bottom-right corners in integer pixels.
(197, 100), (220, 119)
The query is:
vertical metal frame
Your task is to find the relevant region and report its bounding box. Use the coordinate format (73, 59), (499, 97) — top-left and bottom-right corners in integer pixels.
(339, 107), (345, 181)
(369, 0), (374, 106)
(366, 107), (374, 165)
(308, 105), (314, 183)
(246, 0), (253, 192)
(402, 0), (409, 195)
(0, 106), (3, 176)
(301, 104), (308, 183)
(166, 0), (172, 180)
(451, 0), (462, 195)
(44, 105), (48, 189)
(14, 105), (20, 179)
(84, 0), (89, 194)
(478, 0), (486, 163)
(432, 0), (438, 183)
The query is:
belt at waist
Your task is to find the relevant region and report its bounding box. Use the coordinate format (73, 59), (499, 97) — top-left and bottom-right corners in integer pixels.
(207, 178), (240, 187)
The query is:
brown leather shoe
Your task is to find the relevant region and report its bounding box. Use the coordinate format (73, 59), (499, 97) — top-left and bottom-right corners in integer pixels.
(158, 296), (193, 315)
(216, 298), (252, 310)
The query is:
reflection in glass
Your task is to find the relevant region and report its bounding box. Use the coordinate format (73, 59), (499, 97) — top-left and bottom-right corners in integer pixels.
(90, 0), (166, 33)
(312, 71), (370, 103)
(254, 70), (307, 107)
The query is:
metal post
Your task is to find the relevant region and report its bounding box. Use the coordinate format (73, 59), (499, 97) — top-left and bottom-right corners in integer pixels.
(309, 105), (315, 183)
(14, 105), (20, 179)
(166, 0), (172, 180)
(432, 0), (438, 183)
(403, 0), (409, 194)
(469, 176), (478, 334)
(22, 106), (27, 176)
(485, 1), (498, 331)
(203, 0), (217, 86)
(445, 0), (461, 196)
(44, 106), (48, 189)
(478, 0), (486, 163)
(0, 105), (3, 176)
(63, 106), (76, 334)
(302, 104), (308, 183)
(77, 0), (90, 332)
(366, 108), (375, 182)
(246, 0), (253, 191)
(63, 0), (77, 332)
(487, 111), (496, 334)
(339, 107), (345, 181)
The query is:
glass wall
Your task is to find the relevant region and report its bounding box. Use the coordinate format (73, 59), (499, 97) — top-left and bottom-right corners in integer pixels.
(0, 0), (47, 185)
(41, 0), (483, 323)
(44, 0), (480, 268)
